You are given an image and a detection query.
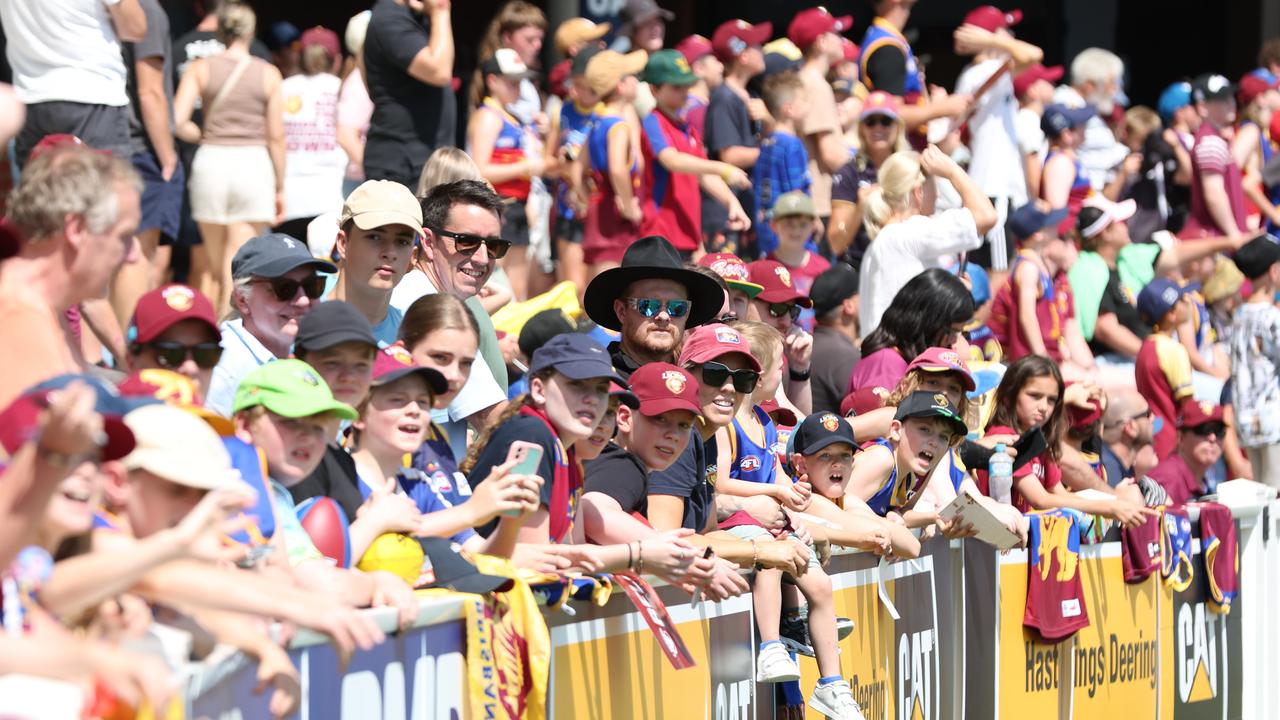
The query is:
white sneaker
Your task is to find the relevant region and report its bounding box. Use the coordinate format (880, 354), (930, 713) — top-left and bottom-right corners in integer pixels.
(808, 680), (866, 720)
(755, 643), (801, 683)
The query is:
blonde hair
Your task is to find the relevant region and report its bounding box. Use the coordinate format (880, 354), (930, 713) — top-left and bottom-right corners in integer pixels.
(861, 150), (924, 240)
(1123, 106), (1161, 145)
(7, 147), (142, 241)
(854, 117), (908, 172)
(469, 1), (548, 107)
(884, 368), (977, 431)
(417, 147), (484, 198)
(216, 2), (256, 44)
(731, 321), (784, 377)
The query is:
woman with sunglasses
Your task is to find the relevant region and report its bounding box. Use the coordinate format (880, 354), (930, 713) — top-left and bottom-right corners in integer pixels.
(126, 285), (224, 398)
(827, 92), (906, 266)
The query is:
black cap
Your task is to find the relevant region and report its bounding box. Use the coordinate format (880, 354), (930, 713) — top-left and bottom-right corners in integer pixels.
(415, 537), (514, 594)
(792, 412), (857, 456)
(529, 333), (627, 384)
(572, 44), (603, 77)
(294, 301), (377, 354)
(231, 233), (337, 280)
(809, 264), (859, 317)
(519, 309), (576, 360)
(894, 390), (968, 437)
(1232, 234), (1280, 279)
(1191, 73), (1236, 104)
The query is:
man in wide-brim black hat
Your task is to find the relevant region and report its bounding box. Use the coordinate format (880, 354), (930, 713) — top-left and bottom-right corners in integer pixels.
(583, 235), (725, 378)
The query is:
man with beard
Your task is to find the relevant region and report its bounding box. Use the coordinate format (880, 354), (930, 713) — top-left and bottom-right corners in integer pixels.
(1053, 48), (1129, 192)
(1100, 389), (1159, 488)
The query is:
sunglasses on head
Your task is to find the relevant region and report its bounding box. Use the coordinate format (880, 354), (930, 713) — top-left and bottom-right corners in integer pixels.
(148, 341), (223, 369)
(253, 275), (326, 302)
(699, 361), (760, 394)
(863, 115), (895, 128)
(1189, 422), (1226, 438)
(766, 302), (802, 320)
(432, 228), (512, 259)
(625, 297), (691, 319)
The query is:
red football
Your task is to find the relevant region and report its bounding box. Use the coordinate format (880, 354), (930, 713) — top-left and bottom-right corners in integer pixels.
(296, 497), (352, 568)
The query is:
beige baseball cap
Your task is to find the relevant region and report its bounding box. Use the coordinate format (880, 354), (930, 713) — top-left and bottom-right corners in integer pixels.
(122, 404), (241, 490)
(585, 50), (648, 98)
(338, 180), (423, 233)
(555, 17), (610, 55)
(771, 190), (817, 219)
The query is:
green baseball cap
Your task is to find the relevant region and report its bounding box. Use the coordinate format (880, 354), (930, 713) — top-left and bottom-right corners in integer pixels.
(232, 359), (358, 420)
(644, 49), (696, 87)
(771, 190), (817, 219)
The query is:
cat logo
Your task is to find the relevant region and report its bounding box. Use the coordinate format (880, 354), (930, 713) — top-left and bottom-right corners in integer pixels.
(162, 285), (195, 311)
(1037, 513), (1079, 582)
(714, 327), (742, 344)
(821, 413), (840, 431)
(897, 629), (935, 720)
(1177, 601), (1223, 704)
(775, 266), (793, 287)
(938, 351), (960, 365)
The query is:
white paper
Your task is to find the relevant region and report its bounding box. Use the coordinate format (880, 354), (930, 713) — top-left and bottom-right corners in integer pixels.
(938, 489), (1023, 550)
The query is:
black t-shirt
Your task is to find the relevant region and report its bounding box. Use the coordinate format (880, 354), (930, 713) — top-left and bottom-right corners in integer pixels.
(290, 444), (366, 522)
(466, 415), (559, 533)
(363, 0), (457, 185)
(583, 442), (650, 516)
(864, 45), (908, 96)
(1089, 265), (1153, 356)
(608, 341), (642, 381)
(647, 431), (716, 532)
(123, 0), (172, 155)
(703, 84), (757, 233)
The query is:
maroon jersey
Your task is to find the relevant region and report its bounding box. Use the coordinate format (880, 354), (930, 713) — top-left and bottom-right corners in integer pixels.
(1024, 509), (1090, 642)
(1121, 511), (1162, 583)
(1195, 502), (1238, 614)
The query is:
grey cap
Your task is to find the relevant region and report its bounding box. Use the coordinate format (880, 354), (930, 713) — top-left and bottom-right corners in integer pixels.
(231, 233), (338, 280)
(294, 300), (377, 354)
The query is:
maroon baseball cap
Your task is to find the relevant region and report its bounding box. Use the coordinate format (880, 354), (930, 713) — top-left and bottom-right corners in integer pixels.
(300, 26), (341, 57)
(787, 7), (852, 50)
(905, 347), (975, 391)
(759, 398), (798, 427)
(1238, 72), (1280, 108)
(0, 219), (22, 261)
(548, 58), (572, 99)
(840, 386), (889, 417)
(628, 363), (702, 418)
(963, 6), (1022, 32)
(711, 20), (772, 63)
(1067, 396), (1104, 429)
(128, 284), (219, 345)
(28, 133), (108, 164)
(699, 252), (764, 298)
(746, 259), (813, 306)
(1013, 64), (1064, 99)
(678, 323), (762, 372)
(371, 345), (447, 395)
(1177, 399), (1225, 430)
(676, 34), (714, 64)
(0, 375), (153, 461)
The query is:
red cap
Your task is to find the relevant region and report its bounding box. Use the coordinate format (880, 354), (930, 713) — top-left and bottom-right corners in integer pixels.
(28, 133), (107, 164)
(128, 284), (219, 345)
(962, 6), (1023, 32)
(0, 219), (22, 261)
(1177, 398), (1225, 430)
(628, 363), (703, 418)
(678, 323), (762, 372)
(840, 386), (888, 417)
(1012, 64), (1063, 99)
(371, 345), (447, 394)
(1237, 72), (1280, 108)
(787, 7), (853, 50)
(746, 259), (813, 306)
(699, 252), (764, 297)
(117, 368), (234, 436)
(759, 398), (798, 427)
(905, 347), (975, 391)
(860, 90), (900, 121)
(300, 26), (341, 57)
(676, 34), (714, 64)
(711, 20), (772, 63)
(548, 58), (572, 99)
(1067, 396), (1104, 429)
(839, 37), (860, 64)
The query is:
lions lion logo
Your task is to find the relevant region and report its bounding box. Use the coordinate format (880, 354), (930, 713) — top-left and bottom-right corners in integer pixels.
(939, 351), (961, 365)
(821, 413), (840, 432)
(387, 345), (415, 366)
(662, 370), (687, 394)
(775, 266), (793, 287)
(162, 285), (195, 311)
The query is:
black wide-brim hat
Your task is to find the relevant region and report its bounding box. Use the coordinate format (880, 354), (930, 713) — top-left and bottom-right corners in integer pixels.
(583, 236), (726, 331)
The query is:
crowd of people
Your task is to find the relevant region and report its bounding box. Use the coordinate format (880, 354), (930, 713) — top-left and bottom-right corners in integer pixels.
(1, 0), (1280, 718)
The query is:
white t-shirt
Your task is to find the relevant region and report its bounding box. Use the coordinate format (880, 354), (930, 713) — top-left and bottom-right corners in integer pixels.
(1053, 84), (1128, 192)
(956, 59), (1026, 204)
(282, 73), (347, 221)
(1015, 107), (1047, 159)
(858, 208), (982, 334)
(0, 0), (129, 105)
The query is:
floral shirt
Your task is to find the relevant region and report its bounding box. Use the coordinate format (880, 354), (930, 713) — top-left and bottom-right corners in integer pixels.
(1228, 302), (1280, 448)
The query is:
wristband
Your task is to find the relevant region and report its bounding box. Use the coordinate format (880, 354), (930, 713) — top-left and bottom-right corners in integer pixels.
(750, 538), (761, 570)
(636, 541), (644, 575)
(788, 366), (811, 382)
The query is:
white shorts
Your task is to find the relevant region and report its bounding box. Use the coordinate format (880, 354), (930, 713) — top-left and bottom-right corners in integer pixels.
(189, 144), (276, 225)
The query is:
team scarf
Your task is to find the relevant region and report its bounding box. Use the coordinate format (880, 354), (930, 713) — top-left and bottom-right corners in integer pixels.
(463, 555), (551, 720)
(517, 405), (583, 544)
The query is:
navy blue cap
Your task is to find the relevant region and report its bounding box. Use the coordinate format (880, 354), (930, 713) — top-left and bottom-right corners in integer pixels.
(528, 333), (628, 384)
(1137, 278), (1187, 325)
(1008, 202), (1070, 241)
(1041, 104), (1097, 138)
(231, 233), (337, 280)
(268, 21), (301, 50)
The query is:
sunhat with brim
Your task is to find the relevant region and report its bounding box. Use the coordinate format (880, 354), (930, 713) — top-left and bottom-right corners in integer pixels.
(584, 235), (726, 331)
(123, 404), (242, 490)
(232, 359), (358, 420)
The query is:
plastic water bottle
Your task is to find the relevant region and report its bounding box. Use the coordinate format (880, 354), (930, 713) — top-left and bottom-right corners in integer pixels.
(988, 443), (1014, 504)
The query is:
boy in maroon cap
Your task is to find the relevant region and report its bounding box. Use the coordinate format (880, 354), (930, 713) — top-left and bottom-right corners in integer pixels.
(1148, 400), (1227, 505)
(126, 284), (222, 396)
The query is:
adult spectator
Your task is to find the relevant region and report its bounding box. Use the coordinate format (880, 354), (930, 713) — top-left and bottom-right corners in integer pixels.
(858, 147), (996, 334)
(390, 180), (509, 455)
(1099, 389), (1158, 488)
(828, 92), (904, 266)
(172, 2), (271, 80)
(326, 180), (422, 346)
(1053, 48), (1128, 191)
(174, 3), (285, 314)
(337, 11), (374, 197)
(204, 233), (335, 416)
(278, 27), (346, 241)
(583, 235), (725, 377)
(125, 284), (222, 397)
(363, 0), (455, 187)
(0, 148), (141, 407)
(1180, 74), (1249, 238)
(113, 0), (184, 329)
(859, 0), (969, 136)
(809, 264), (860, 415)
(0, 0), (146, 166)
(1148, 400), (1226, 505)
(788, 8), (853, 225)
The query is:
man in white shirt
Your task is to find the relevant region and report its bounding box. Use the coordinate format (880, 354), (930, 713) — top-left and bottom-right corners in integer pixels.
(1, 0), (147, 166)
(1053, 48), (1129, 192)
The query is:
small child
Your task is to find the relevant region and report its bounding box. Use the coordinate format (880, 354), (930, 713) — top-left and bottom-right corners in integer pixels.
(673, 35), (720, 137)
(755, 72), (813, 255)
(582, 50), (648, 272)
(765, 191), (830, 332)
(1228, 237), (1280, 488)
(553, 47), (603, 292)
(1134, 278), (1195, 459)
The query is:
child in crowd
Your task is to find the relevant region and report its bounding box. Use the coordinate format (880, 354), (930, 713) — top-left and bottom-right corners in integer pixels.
(553, 46), (602, 296)
(1134, 279), (1196, 459)
(1228, 236), (1280, 488)
(582, 50), (648, 273)
(698, 252), (764, 322)
(765, 191), (830, 331)
(754, 73), (812, 255)
(675, 34), (721, 137)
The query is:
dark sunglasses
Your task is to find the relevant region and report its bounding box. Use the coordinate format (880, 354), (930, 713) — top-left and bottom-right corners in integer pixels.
(700, 361), (760, 394)
(863, 115), (895, 128)
(1189, 422), (1226, 438)
(253, 275), (326, 302)
(148, 341), (223, 369)
(766, 302), (802, 320)
(625, 297), (691, 319)
(432, 228), (512, 259)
